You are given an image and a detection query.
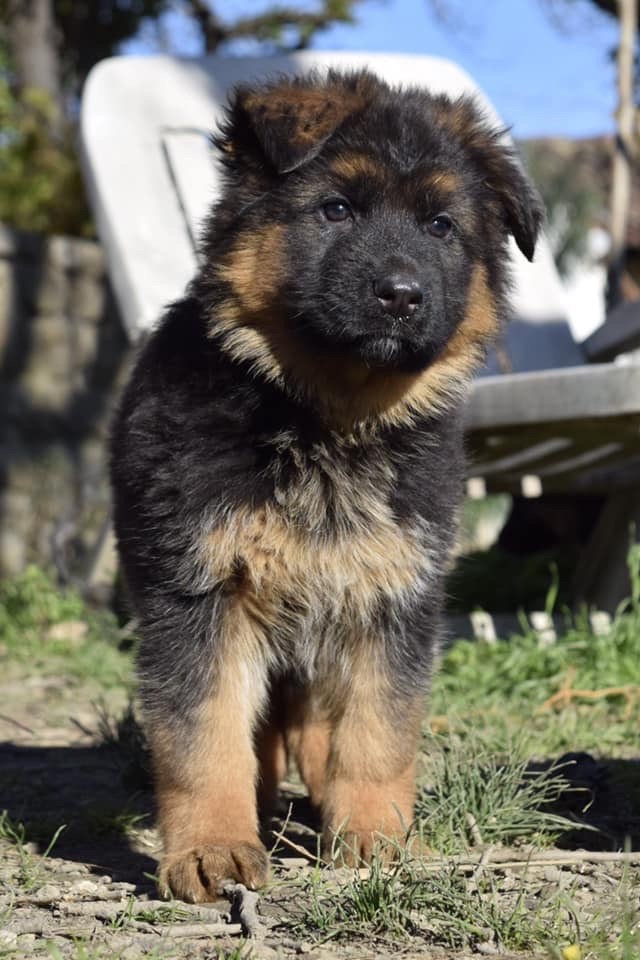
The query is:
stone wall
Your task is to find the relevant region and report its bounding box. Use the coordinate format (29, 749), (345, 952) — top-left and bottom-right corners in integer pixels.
(0, 224), (130, 580)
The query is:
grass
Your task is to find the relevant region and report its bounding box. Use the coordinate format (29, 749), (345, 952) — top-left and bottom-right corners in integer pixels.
(578, 862), (640, 959)
(107, 895), (192, 929)
(0, 810), (65, 892)
(0, 565), (133, 688)
(415, 731), (586, 854)
(432, 543), (640, 756)
(287, 546), (640, 954)
(294, 844), (578, 951)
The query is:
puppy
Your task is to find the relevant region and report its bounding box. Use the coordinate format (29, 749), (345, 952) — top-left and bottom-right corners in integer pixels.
(110, 69), (542, 902)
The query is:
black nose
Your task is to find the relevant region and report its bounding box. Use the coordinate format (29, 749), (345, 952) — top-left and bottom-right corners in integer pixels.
(374, 273), (423, 317)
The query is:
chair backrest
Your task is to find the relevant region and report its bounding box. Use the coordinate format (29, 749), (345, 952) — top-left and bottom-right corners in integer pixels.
(80, 51), (584, 372)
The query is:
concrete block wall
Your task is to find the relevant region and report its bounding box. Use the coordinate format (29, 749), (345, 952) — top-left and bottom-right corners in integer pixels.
(0, 224), (130, 579)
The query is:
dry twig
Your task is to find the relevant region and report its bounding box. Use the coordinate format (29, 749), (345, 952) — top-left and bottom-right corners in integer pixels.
(270, 825), (326, 865)
(466, 811), (484, 846)
(225, 883), (263, 939)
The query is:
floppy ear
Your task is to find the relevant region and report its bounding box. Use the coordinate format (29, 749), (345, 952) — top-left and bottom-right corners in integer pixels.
(219, 73), (376, 175)
(443, 98), (544, 262)
(485, 154), (545, 262)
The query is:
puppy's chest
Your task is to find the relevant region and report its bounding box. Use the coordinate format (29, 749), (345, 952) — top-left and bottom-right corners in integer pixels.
(199, 446), (430, 621)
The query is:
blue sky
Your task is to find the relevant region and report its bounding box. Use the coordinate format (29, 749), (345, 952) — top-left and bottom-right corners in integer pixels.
(124, 0), (621, 140)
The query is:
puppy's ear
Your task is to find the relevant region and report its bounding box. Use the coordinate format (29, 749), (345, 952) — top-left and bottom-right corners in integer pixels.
(445, 98), (544, 262)
(485, 154), (544, 262)
(219, 73), (376, 175)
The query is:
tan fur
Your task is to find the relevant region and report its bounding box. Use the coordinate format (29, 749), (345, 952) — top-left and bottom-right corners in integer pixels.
(200, 492), (426, 634)
(256, 722), (288, 813)
(284, 693), (331, 807)
(329, 152), (384, 183)
(422, 169), (460, 195)
(216, 223), (286, 315)
(239, 79), (376, 172)
(434, 98), (482, 141)
(321, 649), (425, 863)
(153, 611), (270, 901)
(214, 235), (497, 431)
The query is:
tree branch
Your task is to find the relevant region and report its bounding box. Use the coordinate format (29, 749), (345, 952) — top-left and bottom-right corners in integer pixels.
(182, 0), (359, 53)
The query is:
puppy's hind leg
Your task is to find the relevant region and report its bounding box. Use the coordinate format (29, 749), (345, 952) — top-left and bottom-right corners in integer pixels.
(140, 593), (271, 902)
(284, 685), (331, 810)
(255, 694), (288, 817)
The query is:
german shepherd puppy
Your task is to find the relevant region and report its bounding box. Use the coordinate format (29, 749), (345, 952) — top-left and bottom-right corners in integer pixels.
(111, 69), (542, 902)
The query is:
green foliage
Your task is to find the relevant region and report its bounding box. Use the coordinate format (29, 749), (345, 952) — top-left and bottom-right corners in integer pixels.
(435, 545), (640, 752)
(298, 845), (574, 949)
(0, 70), (92, 235)
(0, 0), (361, 235)
(0, 810), (65, 891)
(0, 565), (133, 686)
(416, 733), (581, 854)
(520, 138), (603, 276)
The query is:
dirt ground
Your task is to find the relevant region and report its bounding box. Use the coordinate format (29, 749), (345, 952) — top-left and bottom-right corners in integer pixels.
(0, 660), (638, 960)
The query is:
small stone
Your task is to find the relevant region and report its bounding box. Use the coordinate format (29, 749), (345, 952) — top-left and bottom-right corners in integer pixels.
(73, 880), (100, 897)
(45, 620), (89, 646)
(476, 943), (500, 955)
(119, 947), (142, 960)
(33, 883), (62, 903)
(58, 863), (89, 874)
(18, 934), (36, 944)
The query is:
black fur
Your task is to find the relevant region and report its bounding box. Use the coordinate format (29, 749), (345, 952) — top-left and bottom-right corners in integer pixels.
(111, 69), (542, 897)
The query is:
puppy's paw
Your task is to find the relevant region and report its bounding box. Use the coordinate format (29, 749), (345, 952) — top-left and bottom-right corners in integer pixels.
(323, 818), (428, 868)
(324, 827), (402, 867)
(159, 841), (269, 902)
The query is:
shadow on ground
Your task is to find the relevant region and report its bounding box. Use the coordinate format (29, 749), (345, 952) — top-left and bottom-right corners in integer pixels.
(551, 753), (640, 851)
(2, 729), (640, 895)
(0, 741), (157, 889)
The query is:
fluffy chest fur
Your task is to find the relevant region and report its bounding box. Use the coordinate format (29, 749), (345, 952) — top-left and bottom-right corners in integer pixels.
(199, 450), (432, 624)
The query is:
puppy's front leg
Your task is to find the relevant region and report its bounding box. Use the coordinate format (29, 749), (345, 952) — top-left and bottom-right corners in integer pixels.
(143, 602), (270, 902)
(321, 649), (425, 865)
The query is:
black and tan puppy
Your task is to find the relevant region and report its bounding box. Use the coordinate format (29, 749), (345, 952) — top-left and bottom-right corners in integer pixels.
(111, 69), (542, 902)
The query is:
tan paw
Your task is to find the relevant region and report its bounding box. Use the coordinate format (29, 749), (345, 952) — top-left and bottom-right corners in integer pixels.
(323, 827), (397, 867)
(159, 841), (269, 902)
(324, 824), (428, 868)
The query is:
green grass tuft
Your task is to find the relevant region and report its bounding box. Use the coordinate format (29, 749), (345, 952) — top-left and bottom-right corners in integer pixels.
(296, 847), (576, 950)
(416, 732), (585, 855)
(0, 565), (134, 687)
(0, 809), (65, 891)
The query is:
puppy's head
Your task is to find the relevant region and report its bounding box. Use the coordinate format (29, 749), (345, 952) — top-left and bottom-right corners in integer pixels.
(200, 70), (543, 421)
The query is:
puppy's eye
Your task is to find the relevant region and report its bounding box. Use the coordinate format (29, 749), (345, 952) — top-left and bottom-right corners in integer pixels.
(322, 200), (353, 222)
(428, 214), (454, 239)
